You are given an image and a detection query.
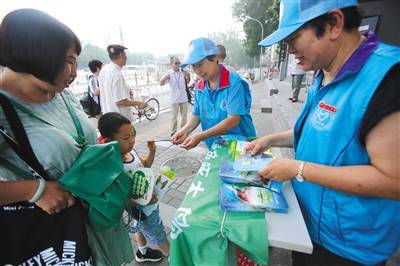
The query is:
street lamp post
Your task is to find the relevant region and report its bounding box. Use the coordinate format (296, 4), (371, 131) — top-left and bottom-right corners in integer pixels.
(246, 16), (264, 81)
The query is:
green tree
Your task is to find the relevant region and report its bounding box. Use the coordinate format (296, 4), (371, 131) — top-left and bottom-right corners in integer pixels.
(207, 30), (252, 68)
(232, 0), (280, 64)
(78, 43), (155, 69)
(127, 52), (155, 65)
(78, 43), (109, 69)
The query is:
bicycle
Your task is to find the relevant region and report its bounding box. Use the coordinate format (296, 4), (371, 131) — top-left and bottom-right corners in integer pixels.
(131, 88), (160, 121)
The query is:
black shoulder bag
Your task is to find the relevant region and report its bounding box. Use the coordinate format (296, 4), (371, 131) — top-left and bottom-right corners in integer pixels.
(79, 75), (101, 116)
(0, 93), (92, 265)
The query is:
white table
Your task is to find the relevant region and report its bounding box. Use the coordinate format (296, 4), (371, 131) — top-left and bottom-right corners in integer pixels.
(266, 181), (313, 254)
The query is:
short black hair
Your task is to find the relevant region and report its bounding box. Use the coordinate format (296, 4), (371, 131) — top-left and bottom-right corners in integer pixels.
(0, 8), (81, 85)
(217, 45), (226, 60)
(98, 112), (135, 139)
(304, 6), (362, 38)
(88, 59), (103, 73)
(107, 44), (127, 60)
(206, 55), (217, 62)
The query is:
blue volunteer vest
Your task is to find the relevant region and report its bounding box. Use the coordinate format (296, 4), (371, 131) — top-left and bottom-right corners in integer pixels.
(293, 43), (400, 265)
(195, 65), (256, 148)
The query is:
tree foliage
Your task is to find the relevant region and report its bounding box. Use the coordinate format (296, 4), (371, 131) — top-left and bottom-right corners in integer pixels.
(77, 43), (155, 69)
(232, 0), (280, 59)
(207, 30), (253, 68)
(78, 43), (109, 69)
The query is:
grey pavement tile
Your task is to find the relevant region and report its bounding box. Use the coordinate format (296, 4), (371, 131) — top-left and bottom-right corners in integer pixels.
(166, 189), (186, 200)
(173, 177), (186, 185)
(158, 202), (176, 228)
(177, 185), (188, 193)
(183, 180), (194, 186)
(169, 183), (178, 189)
(168, 198), (182, 208)
(179, 182), (191, 189)
(160, 194), (172, 204)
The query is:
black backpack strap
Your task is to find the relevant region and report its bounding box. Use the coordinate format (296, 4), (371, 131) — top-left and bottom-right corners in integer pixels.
(0, 93), (50, 180)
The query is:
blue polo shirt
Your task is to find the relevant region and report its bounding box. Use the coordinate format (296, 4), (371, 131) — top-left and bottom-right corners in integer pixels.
(193, 65), (256, 148)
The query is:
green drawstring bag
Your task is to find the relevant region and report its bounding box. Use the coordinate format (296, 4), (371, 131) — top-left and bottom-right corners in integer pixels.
(59, 141), (132, 230)
(8, 93), (132, 230)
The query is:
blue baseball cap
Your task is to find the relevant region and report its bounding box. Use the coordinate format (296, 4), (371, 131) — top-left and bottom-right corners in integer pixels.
(259, 0), (358, 47)
(181, 37), (219, 68)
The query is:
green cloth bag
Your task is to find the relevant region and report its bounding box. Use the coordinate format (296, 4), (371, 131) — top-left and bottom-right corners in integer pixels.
(59, 141), (133, 230)
(86, 217), (134, 266)
(7, 94), (133, 230)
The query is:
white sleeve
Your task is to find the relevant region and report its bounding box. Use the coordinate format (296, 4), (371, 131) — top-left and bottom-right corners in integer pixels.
(88, 76), (97, 94)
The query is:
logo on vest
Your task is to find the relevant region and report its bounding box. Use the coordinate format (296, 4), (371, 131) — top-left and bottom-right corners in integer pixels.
(319, 101), (337, 113)
(311, 101), (337, 130)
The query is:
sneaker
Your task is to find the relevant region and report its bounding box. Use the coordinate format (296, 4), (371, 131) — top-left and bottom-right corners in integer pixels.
(135, 248), (163, 263)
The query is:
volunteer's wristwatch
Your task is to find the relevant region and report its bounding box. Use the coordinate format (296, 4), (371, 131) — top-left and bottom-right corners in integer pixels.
(296, 161), (306, 182)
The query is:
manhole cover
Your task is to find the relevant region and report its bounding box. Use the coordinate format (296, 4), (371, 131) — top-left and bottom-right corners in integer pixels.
(160, 156), (202, 178)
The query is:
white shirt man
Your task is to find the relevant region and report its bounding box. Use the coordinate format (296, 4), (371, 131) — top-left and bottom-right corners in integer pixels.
(159, 56), (188, 135)
(290, 63), (307, 102)
(99, 44), (145, 122)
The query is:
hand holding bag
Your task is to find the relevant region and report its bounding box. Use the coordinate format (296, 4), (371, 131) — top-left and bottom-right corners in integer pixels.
(7, 93), (133, 230)
(0, 93), (92, 265)
(59, 141), (133, 230)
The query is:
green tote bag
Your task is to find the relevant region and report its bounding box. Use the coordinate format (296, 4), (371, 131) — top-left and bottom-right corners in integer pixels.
(59, 141), (132, 230)
(8, 93), (133, 230)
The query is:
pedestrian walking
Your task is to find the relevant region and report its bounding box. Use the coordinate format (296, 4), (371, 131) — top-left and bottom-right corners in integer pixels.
(159, 56), (188, 136)
(98, 44), (145, 122)
(88, 59), (103, 106)
(289, 64), (306, 102)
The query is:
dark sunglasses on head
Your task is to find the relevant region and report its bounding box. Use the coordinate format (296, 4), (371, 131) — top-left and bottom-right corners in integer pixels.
(174, 62), (181, 65)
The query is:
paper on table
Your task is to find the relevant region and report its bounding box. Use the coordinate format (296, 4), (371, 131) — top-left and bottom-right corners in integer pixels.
(145, 139), (171, 142)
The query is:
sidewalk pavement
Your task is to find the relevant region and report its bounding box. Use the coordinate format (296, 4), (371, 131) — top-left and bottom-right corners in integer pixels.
(125, 77), (399, 266)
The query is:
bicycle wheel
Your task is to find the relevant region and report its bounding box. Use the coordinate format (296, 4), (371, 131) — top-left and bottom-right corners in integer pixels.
(144, 98), (160, 121)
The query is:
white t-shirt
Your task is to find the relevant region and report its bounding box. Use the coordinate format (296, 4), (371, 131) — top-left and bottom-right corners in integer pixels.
(123, 149), (158, 215)
(98, 62), (134, 121)
(123, 150), (143, 173)
(163, 69), (188, 104)
(291, 64), (306, 75)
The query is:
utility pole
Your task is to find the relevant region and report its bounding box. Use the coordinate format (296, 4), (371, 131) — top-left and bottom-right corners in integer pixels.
(119, 25), (124, 45)
(246, 16), (264, 80)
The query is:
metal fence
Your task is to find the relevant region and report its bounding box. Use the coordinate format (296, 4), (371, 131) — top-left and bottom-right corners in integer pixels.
(68, 70), (171, 111)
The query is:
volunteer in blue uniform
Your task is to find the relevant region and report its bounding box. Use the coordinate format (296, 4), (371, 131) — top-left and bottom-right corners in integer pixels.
(172, 37), (256, 149)
(245, 1), (400, 265)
